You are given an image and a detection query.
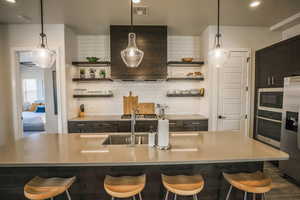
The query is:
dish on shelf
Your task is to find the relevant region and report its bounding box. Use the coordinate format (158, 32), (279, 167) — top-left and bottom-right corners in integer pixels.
(167, 88), (205, 96)
(182, 58), (194, 62)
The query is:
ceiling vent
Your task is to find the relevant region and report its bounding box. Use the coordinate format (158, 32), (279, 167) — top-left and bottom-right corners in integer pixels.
(134, 6), (148, 16)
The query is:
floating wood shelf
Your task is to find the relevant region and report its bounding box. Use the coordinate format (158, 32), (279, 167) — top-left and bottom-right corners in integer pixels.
(166, 77), (204, 81)
(72, 78), (113, 82)
(72, 61), (111, 67)
(167, 61), (204, 66)
(73, 94), (113, 98)
(167, 94), (204, 97)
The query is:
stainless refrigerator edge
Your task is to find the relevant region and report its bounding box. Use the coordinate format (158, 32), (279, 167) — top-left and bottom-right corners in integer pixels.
(280, 76), (300, 182)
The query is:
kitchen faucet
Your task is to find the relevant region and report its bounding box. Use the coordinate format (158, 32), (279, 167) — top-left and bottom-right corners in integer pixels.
(130, 107), (139, 146)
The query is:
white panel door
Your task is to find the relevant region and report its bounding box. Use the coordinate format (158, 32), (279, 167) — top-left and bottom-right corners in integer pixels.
(217, 51), (249, 134)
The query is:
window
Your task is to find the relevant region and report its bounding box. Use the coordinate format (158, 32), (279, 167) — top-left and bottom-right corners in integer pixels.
(23, 79), (44, 103)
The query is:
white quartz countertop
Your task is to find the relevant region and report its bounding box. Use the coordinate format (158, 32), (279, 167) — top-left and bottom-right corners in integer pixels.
(0, 131), (288, 167)
(69, 114), (208, 121)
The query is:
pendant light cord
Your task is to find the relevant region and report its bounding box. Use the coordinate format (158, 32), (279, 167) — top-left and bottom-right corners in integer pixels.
(216, 0), (221, 48)
(40, 0), (46, 48)
(130, 0), (134, 32)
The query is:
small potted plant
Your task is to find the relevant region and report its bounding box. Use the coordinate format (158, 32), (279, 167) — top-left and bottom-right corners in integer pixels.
(100, 69), (106, 79)
(86, 57), (100, 63)
(89, 68), (96, 79)
(80, 69), (86, 79)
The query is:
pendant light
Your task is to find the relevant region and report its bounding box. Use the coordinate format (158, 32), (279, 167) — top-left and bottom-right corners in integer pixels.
(210, 0), (226, 68)
(121, 0), (144, 68)
(32, 0), (56, 69)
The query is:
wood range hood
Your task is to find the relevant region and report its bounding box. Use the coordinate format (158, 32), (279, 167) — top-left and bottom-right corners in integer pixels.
(110, 25), (168, 81)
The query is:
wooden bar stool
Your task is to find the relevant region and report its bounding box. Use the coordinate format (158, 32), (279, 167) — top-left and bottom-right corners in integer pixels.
(223, 171), (272, 200)
(161, 174), (205, 200)
(24, 176), (76, 200)
(104, 174), (146, 200)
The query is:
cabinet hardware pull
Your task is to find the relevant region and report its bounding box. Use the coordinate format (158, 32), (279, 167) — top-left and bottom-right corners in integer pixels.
(191, 122), (201, 125)
(271, 76), (275, 85)
(169, 122), (177, 125)
(267, 77), (271, 86)
(257, 116), (282, 123)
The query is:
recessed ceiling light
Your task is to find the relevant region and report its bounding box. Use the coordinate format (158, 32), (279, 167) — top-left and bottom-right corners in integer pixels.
(250, 0), (261, 8)
(132, 0), (141, 4)
(5, 0), (16, 3)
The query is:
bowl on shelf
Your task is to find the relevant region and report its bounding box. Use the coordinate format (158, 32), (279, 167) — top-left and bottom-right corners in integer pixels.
(182, 57), (194, 62)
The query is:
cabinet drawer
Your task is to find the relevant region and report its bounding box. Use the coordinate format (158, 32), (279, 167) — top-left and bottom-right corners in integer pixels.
(68, 121), (118, 133)
(118, 121), (131, 132)
(169, 120), (208, 132)
(135, 121), (158, 132)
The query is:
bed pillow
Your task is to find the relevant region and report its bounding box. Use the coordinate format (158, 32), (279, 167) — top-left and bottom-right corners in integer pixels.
(29, 103), (39, 112)
(35, 105), (45, 113)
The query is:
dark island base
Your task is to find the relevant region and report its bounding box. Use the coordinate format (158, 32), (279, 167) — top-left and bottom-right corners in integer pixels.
(0, 162), (264, 200)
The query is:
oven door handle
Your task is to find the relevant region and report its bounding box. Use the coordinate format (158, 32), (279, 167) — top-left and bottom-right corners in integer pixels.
(298, 107), (300, 150)
(256, 116), (282, 123)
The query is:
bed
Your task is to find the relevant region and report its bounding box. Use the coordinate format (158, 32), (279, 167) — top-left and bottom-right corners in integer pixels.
(22, 112), (46, 132)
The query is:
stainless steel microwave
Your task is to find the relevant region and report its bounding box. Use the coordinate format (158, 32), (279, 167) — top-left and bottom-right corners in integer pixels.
(258, 88), (283, 112)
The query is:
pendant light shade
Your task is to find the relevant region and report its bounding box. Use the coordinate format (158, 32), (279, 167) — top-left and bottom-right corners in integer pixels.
(121, 33), (144, 68)
(210, 0), (226, 68)
(32, 0), (56, 69)
(121, 0), (144, 68)
(32, 48), (56, 69)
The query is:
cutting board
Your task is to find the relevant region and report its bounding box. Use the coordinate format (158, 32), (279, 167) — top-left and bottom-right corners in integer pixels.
(138, 103), (155, 115)
(123, 92), (138, 115)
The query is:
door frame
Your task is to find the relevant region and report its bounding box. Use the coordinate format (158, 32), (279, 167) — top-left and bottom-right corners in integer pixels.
(209, 48), (251, 136)
(10, 47), (66, 139)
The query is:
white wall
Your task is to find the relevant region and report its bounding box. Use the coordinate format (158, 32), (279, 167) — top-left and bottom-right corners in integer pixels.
(68, 35), (208, 117)
(202, 26), (281, 134)
(65, 26), (78, 119)
(0, 25), (13, 145)
(282, 24), (300, 40)
(6, 24), (68, 135)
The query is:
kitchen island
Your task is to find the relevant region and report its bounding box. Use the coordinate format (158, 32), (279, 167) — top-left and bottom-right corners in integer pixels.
(0, 131), (288, 200)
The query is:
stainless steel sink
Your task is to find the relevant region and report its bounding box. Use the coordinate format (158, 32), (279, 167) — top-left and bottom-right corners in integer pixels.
(102, 134), (149, 145)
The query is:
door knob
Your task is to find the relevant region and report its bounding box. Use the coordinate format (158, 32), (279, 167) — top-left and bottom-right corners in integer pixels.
(218, 115), (226, 119)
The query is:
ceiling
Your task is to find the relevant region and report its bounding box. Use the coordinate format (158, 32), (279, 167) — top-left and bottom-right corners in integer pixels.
(0, 0), (300, 35)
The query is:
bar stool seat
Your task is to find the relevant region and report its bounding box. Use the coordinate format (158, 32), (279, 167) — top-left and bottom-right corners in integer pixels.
(223, 171), (272, 194)
(162, 174), (204, 197)
(24, 176), (76, 200)
(104, 174), (146, 198)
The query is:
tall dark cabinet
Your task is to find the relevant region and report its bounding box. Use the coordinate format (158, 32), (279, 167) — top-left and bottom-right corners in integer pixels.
(110, 25), (168, 80)
(254, 35), (300, 143)
(255, 35), (300, 89)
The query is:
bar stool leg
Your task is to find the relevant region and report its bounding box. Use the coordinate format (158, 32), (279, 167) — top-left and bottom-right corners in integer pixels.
(253, 193), (256, 200)
(225, 185), (233, 200)
(66, 189), (72, 200)
(174, 194), (177, 200)
(244, 192), (247, 200)
(111, 197), (115, 200)
(164, 191), (169, 200)
(262, 193), (266, 200)
(193, 194), (198, 200)
(133, 195), (136, 200)
(139, 193), (143, 200)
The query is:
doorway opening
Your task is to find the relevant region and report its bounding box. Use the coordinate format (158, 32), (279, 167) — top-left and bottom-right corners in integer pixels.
(15, 50), (59, 137)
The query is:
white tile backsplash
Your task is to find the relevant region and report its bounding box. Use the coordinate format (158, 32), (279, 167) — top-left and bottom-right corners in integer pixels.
(70, 35), (208, 117)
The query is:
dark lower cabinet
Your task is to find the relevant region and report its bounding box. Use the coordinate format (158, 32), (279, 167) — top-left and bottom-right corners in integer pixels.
(169, 120), (208, 132)
(68, 121), (118, 133)
(117, 121), (158, 132)
(68, 119), (208, 133)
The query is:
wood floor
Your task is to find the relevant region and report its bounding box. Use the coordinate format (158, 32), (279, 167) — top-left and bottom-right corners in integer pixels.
(265, 162), (300, 200)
